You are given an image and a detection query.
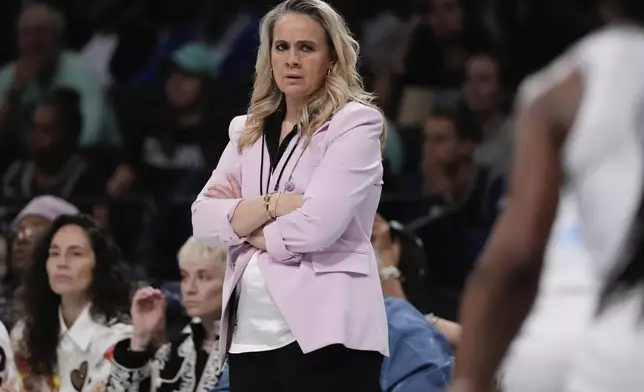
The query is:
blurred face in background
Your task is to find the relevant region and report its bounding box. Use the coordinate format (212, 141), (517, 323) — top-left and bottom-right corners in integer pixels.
(463, 54), (502, 114)
(29, 104), (60, 155)
(18, 5), (60, 60)
(423, 116), (461, 167)
(428, 0), (464, 40)
(12, 215), (51, 275)
(180, 256), (224, 320)
(166, 70), (204, 109)
(46, 224), (96, 299)
(271, 12), (333, 104)
(28, 103), (72, 168)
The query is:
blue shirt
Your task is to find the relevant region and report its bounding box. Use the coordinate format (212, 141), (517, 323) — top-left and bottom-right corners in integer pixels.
(381, 297), (454, 392)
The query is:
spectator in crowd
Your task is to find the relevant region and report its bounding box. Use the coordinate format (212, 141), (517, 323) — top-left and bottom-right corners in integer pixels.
(2, 88), (109, 210)
(375, 241), (456, 392)
(398, 110), (497, 317)
(415, 109), (490, 226)
(107, 237), (229, 392)
(358, 0), (408, 77)
(0, 195), (78, 330)
(372, 213), (432, 312)
(403, 0), (491, 88)
(0, 2), (120, 173)
(107, 43), (229, 198)
(133, 2), (259, 91)
(462, 51), (512, 179)
(380, 298), (454, 392)
(372, 213), (462, 346)
(12, 214), (133, 392)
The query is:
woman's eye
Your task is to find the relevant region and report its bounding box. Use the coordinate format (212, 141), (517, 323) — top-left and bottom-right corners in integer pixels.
(276, 43), (287, 51)
(301, 45), (313, 52)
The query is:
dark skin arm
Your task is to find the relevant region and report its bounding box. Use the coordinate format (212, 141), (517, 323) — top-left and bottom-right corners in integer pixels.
(450, 69), (582, 392)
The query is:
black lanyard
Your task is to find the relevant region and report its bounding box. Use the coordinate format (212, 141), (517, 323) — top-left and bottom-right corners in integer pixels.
(259, 134), (299, 196)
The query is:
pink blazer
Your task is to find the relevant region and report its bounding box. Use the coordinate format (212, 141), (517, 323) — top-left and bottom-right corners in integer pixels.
(191, 102), (389, 362)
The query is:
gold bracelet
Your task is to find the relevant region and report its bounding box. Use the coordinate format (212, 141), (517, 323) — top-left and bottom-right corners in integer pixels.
(263, 193), (273, 220)
(270, 193), (282, 219)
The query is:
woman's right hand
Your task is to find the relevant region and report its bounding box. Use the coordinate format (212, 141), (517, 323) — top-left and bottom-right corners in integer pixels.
(130, 287), (166, 350)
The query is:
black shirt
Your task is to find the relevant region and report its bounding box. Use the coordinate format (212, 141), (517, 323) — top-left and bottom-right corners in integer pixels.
(261, 108), (297, 194)
(264, 108), (297, 169)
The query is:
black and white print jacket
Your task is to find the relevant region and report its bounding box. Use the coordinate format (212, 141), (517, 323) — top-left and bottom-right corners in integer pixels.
(106, 322), (224, 392)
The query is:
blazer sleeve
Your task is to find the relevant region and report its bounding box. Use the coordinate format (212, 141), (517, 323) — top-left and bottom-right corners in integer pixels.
(192, 115), (247, 246)
(263, 104), (384, 261)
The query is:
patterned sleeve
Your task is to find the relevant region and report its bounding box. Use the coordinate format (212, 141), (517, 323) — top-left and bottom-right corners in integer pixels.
(0, 321), (19, 390)
(106, 339), (172, 392)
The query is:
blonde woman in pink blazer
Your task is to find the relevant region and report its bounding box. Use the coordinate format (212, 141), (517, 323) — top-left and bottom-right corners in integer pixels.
(191, 1), (388, 391)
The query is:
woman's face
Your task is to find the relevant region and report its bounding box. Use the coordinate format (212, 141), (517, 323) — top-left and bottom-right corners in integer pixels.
(180, 257), (224, 320)
(271, 12), (333, 104)
(463, 54), (501, 114)
(12, 215), (51, 275)
(46, 224), (96, 298)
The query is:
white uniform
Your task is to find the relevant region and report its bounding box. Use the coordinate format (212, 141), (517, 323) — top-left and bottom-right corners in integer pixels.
(562, 24), (644, 392)
(501, 193), (597, 392)
(504, 24), (644, 392)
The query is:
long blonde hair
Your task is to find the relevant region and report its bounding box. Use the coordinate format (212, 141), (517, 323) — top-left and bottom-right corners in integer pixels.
(238, 0), (385, 151)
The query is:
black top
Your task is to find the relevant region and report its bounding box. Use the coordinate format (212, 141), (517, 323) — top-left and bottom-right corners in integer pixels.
(263, 107), (297, 171)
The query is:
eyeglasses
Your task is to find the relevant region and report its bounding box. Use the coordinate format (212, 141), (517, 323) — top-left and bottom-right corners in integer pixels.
(14, 224), (47, 242)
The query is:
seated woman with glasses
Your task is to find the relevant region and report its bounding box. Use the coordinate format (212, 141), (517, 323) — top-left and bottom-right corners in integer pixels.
(11, 214), (133, 392)
(106, 237), (229, 392)
(0, 196), (79, 330)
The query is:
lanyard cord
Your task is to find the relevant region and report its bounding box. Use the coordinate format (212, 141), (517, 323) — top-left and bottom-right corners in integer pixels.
(259, 134), (300, 195)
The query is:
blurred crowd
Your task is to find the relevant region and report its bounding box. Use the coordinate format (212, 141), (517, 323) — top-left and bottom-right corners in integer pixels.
(0, 0), (603, 391)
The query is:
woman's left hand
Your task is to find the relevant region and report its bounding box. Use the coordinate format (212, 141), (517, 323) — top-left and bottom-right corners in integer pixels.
(204, 175), (242, 199)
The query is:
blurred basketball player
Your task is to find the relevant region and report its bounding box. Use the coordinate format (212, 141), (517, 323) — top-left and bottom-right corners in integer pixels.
(450, 1), (644, 391)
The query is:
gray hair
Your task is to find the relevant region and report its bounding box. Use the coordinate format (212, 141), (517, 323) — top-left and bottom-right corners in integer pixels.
(177, 237), (227, 270)
(18, 2), (65, 37)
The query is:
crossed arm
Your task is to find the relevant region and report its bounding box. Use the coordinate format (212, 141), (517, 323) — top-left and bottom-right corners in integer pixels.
(191, 105), (385, 261)
(203, 174), (302, 250)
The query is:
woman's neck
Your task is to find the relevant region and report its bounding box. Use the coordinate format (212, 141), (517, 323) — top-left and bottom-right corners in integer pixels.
(284, 97), (304, 124)
(60, 294), (89, 328)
